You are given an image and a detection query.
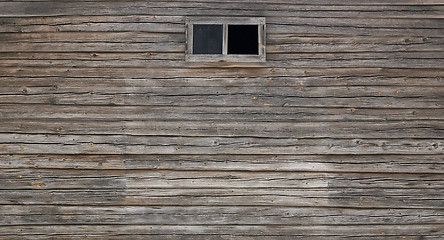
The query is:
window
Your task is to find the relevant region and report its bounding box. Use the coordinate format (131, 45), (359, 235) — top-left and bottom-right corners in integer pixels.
(228, 25), (259, 55)
(193, 24), (223, 54)
(186, 17), (266, 62)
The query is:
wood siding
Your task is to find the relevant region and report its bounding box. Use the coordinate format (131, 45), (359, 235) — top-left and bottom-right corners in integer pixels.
(1, 1), (443, 239)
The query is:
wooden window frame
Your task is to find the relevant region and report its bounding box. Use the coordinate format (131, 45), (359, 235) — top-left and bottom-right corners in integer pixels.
(186, 17), (266, 62)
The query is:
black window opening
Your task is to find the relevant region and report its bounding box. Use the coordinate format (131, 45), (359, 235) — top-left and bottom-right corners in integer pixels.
(186, 17), (265, 62)
(193, 24), (223, 54)
(228, 25), (258, 55)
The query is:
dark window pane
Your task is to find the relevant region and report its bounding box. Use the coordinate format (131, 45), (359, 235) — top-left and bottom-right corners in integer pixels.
(228, 25), (258, 55)
(193, 24), (223, 54)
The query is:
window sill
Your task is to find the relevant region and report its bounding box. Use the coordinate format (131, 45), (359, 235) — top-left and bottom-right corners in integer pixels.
(186, 54), (266, 63)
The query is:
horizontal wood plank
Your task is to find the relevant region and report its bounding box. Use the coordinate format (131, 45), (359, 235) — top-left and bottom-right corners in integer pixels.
(2, 205), (444, 225)
(2, 0), (444, 5)
(1, 105), (444, 122)
(1, 154), (443, 174)
(1, 93), (441, 108)
(2, 119), (444, 139)
(1, 224), (443, 240)
(1, 56), (442, 69)
(1, 74), (443, 88)
(1, 169), (443, 190)
(1, 187), (443, 209)
(2, 85), (443, 98)
(2, 66), (442, 79)
(0, 2), (443, 18)
(1, 133), (443, 154)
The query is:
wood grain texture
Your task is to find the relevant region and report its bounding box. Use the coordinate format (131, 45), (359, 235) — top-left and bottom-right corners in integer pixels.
(2, 205), (444, 225)
(2, 154), (444, 174)
(1, 225), (444, 240)
(1, 0), (443, 239)
(1, 2), (443, 18)
(1, 105), (444, 122)
(3, 169), (444, 189)
(2, 119), (444, 139)
(1, 133), (443, 154)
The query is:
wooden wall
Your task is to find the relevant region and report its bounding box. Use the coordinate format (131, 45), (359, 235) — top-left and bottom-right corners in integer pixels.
(1, 0), (444, 239)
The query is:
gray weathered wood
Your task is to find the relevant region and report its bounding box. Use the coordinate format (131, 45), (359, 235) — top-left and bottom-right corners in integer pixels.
(2, 205), (444, 225)
(1, 105), (444, 122)
(1, 0), (443, 239)
(2, 169), (444, 190)
(1, 224), (443, 240)
(1, 187), (443, 208)
(0, 133), (443, 154)
(2, 119), (444, 139)
(1, 154), (443, 173)
(1, 2), (443, 18)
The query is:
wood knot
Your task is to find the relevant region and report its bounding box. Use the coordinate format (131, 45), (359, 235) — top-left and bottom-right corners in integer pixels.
(32, 182), (46, 187)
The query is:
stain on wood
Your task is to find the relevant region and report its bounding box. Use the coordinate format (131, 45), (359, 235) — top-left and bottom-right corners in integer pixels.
(0, 0), (443, 239)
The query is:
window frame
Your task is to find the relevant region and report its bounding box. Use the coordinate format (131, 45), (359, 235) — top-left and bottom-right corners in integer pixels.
(186, 17), (266, 62)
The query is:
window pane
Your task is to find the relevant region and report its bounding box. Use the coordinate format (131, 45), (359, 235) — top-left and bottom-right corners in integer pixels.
(228, 25), (258, 55)
(193, 24), (223, 54)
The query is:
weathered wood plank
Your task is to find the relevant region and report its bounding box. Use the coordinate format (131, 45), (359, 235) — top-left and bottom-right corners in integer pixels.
(1, 91), (441, 108)
(3, 0), (444, 5)
(2, 235), (443, 240)
(0, 32), (185, 44)
(0, 2), (442, 18)
(1, 105), (444, 122)
(1, 169), (443, 189)
(0, 52), (182, 62)
(268, 17), (444, 29)
(4, 236), (442, 240)
(2, 119), (444, 139)
(1, 56), (442, 68)
(0, 22), (184, 34)
(267, 43), (443, 55)
(2, 66), (442, 79)
(0, 42), (184, 53)
(2, 205), (444, 225)
(1, 51), (443, 65)
(1, 154), (443, 174)
(1, 85), (442, 99)
(267, 25), (444, 37)
(0, 133), (443, 154)
(1, 187), (442, 209)
(1, 224), (443, 240)
(1, 75), (442, 88)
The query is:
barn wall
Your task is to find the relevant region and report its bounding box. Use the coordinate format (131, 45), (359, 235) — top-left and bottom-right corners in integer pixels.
(1, 1), (444, 239)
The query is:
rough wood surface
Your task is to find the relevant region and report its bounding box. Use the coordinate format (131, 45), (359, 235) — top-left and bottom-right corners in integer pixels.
(1, 0), (443, 239)
(1, 225), (444, 240)
(2, 154), (444, 174)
